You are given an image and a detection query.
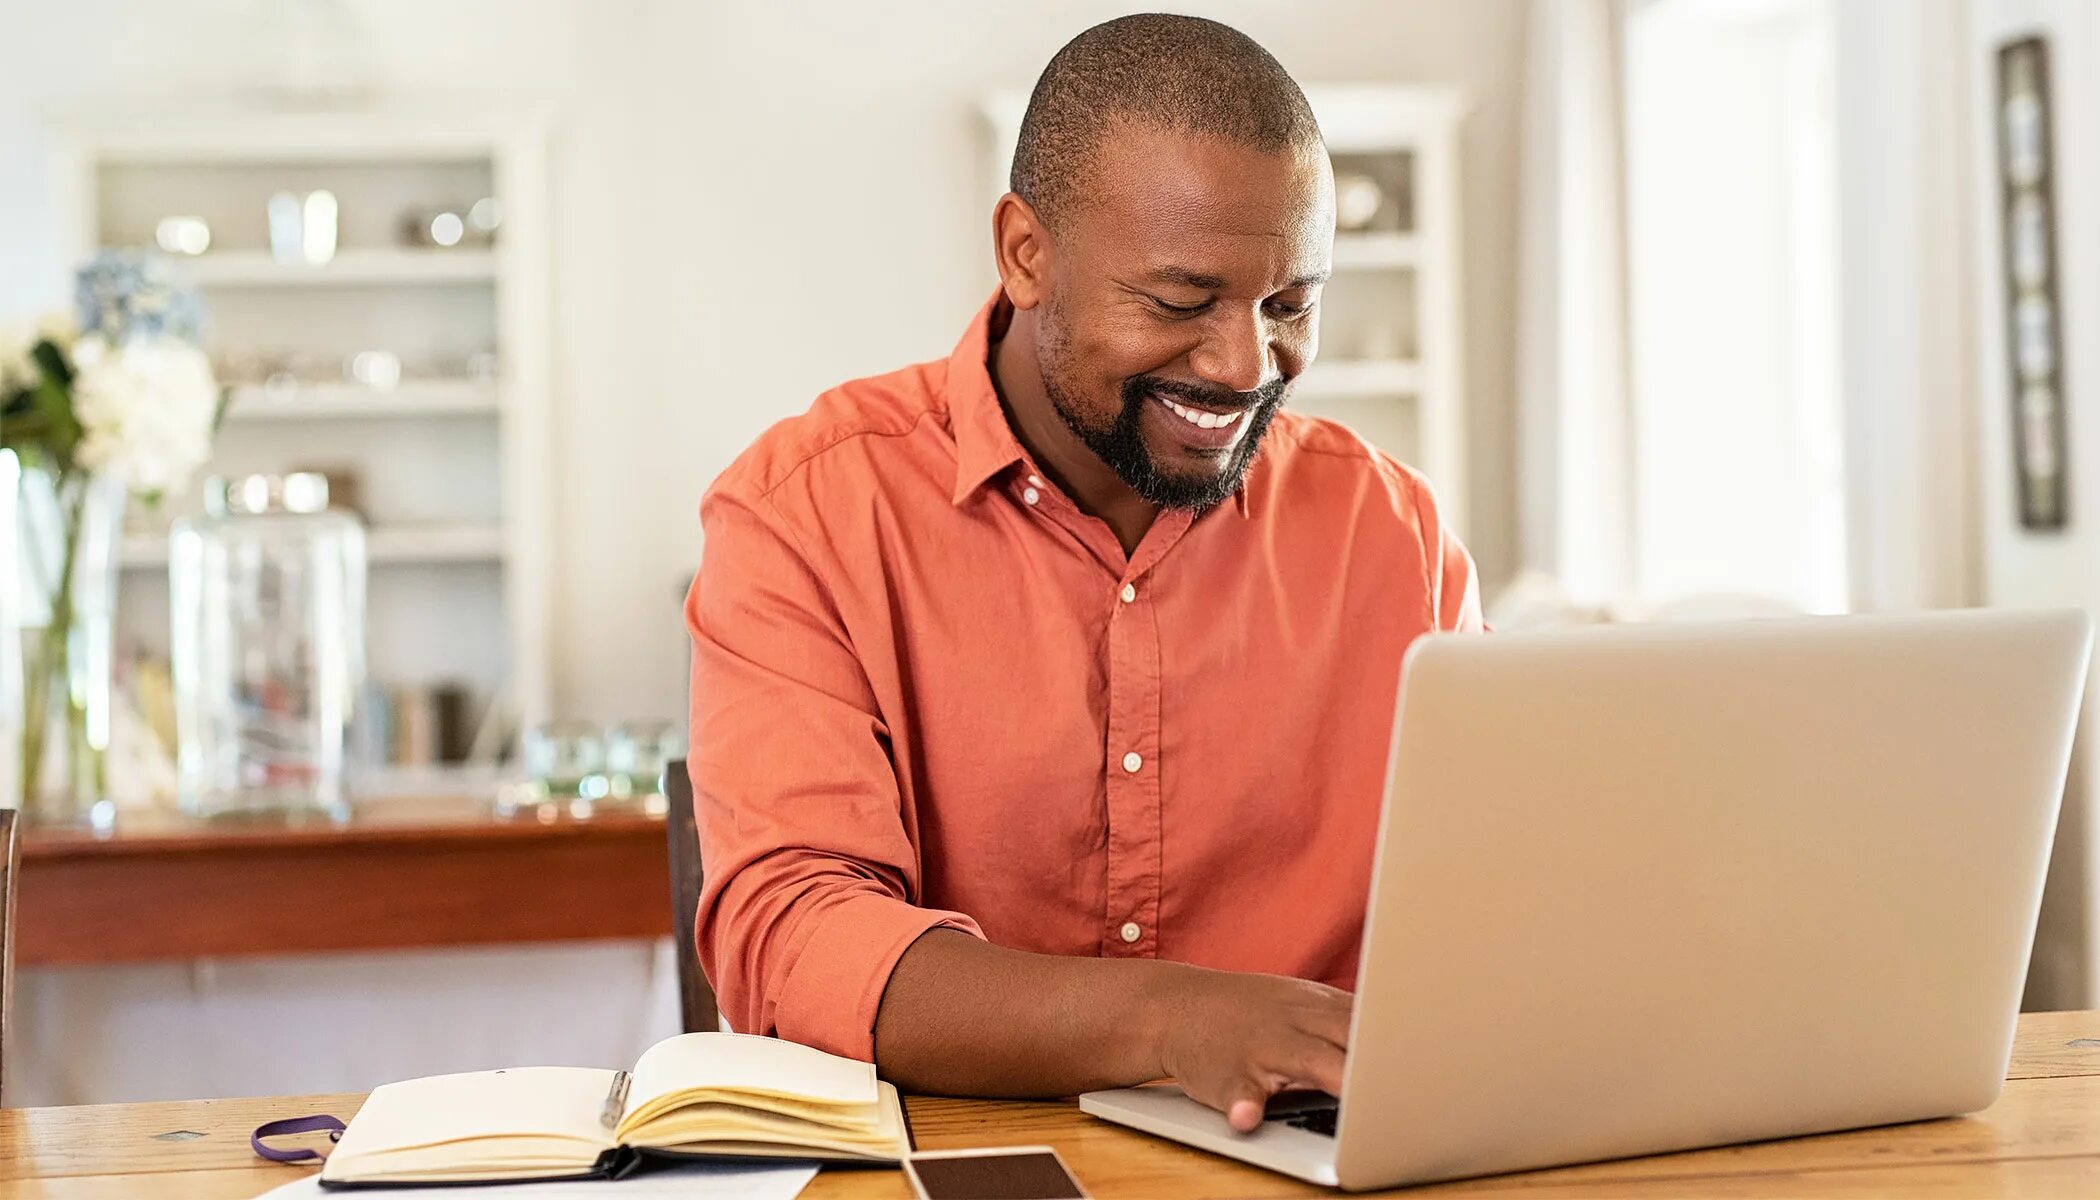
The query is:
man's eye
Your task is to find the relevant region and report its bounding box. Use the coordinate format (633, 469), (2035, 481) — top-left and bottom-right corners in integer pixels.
(1151, 297), (1208, 317)
(1266, 300), (1313, 320)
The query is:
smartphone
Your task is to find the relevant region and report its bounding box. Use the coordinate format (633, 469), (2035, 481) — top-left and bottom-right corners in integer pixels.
(904, 1145), (1089, 1200)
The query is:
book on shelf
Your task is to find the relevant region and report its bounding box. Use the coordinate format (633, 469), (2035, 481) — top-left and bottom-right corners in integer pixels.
(353, 680), (485, 772)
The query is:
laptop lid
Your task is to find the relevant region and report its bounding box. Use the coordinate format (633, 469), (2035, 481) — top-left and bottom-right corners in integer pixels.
(1334, 608), (2090, 1190)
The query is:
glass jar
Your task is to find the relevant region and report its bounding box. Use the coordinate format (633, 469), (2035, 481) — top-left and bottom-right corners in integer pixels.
(170, 473), (365, 821)
(521, 720), (606, 803)
(604, 719), (682, 802)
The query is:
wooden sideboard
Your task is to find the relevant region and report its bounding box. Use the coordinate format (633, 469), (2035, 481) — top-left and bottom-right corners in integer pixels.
(14, 798), (674, 966)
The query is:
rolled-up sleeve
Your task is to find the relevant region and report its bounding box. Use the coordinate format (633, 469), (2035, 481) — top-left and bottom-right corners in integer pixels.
(685, 476), (982, 1062)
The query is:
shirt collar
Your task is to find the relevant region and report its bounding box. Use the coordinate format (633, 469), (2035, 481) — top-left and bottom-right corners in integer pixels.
(947, 291), (1026, 506)
(945, 288), (1251, 519)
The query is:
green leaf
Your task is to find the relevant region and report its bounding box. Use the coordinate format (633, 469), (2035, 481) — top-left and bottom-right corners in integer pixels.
(31, 339), (73, 388)
(2, 410), (51, 446)
(28, 376), (81, 458)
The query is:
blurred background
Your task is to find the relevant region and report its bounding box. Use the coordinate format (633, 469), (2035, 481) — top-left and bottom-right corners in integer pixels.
(0, 0), (2093, 1107)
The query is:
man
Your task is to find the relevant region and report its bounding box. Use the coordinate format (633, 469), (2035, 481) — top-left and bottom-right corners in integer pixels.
(686, 14), (1481, 1133)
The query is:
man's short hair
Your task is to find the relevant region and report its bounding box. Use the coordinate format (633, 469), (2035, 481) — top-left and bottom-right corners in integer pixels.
(1010, 13), (1323, 230)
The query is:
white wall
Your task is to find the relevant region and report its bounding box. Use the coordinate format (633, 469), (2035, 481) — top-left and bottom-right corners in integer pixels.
(2, 0), (1526, 724)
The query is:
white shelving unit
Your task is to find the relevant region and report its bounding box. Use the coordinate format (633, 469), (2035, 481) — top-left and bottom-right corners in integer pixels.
(1297, 359), (1427, 399)
(979, 85), (1467, 529)
(120, 522), (508, 568)
(50, 107), (555, 760)
(180, 248), (498, 287)
(1332, 231), (1424, 270)
(221, 381), (501, 421)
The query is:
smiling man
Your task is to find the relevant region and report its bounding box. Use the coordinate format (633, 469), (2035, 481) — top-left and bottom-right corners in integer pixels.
(686, 14), (1481, 1131)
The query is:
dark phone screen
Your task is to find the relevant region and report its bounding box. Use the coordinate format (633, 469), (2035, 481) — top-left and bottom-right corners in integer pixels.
(907, 1151), (1086, 1200)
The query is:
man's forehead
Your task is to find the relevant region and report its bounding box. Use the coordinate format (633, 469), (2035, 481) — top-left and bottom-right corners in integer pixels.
(1066, 123), (1334, 283)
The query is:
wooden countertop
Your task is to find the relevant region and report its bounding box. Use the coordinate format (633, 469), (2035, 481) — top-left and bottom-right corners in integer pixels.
(4, 1010), (2098, 1198)
(15, 796), (675, 966)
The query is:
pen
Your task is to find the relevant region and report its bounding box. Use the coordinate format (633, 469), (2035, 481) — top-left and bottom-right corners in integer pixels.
(601, 1070), (632, 1128)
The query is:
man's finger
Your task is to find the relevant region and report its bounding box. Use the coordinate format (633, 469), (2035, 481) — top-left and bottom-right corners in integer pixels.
(1222, 1078), (1270, 1134)
(1287, 1038), (1348, 1099)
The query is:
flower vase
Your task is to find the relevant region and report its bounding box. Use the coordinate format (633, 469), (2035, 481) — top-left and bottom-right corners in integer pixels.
(15, 463), (126, 829)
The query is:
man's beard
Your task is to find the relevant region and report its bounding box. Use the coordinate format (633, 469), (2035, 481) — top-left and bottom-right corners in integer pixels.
(1043, 371), (1287, 510)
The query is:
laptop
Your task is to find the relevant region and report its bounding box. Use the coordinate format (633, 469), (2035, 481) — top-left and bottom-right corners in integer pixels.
(1079, 607), (2091, 1191)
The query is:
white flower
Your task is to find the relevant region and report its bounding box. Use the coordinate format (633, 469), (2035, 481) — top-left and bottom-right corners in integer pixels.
(68, 334), (220, 496)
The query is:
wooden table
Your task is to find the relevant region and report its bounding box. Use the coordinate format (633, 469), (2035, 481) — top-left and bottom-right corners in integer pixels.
(15, 798), (673, 965)
(5, 1011), (2097, 1198)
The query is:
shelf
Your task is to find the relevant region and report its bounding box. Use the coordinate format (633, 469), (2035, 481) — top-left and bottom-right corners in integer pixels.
(1332, 232), (1421, 270)
(122, 522), (506, 569)
(222, 382), (500, 421)
(174, 249), (496, 287)
(1296, 360), (1423, 398)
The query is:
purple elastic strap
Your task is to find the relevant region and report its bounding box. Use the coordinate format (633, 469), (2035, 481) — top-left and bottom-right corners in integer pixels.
(252, 1114), (347, 1163)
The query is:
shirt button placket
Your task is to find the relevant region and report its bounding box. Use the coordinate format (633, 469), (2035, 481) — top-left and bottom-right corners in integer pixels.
(1103, 564), (1162, 958)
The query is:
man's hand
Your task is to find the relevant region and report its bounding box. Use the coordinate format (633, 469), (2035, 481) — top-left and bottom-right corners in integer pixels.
(874, 931), (1351, 1135)
(1154, 967), (1353, 1132)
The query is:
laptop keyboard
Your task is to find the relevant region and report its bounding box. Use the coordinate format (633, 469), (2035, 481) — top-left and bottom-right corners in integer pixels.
(1270, 1105), (1338, 1137)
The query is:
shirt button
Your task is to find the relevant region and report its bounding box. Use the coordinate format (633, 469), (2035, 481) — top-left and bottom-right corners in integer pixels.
(1028, 474), (1043, 488)
(1120, 583), (1137, 603)
(1121, 751), (1143, 773)
(1119, 922), (1142, 944)
(1022, 487), (1040, 506)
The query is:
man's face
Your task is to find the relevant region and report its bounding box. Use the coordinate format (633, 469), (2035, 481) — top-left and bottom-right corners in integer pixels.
(1035, 125), (1334, 509)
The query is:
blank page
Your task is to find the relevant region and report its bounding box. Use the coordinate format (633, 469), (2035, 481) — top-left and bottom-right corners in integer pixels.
(627, 1034), (876, 1117)
(332, 1067), (617, 1163)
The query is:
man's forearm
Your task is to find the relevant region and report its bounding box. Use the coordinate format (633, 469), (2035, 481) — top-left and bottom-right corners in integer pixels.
(872, 928), (1188, 1097)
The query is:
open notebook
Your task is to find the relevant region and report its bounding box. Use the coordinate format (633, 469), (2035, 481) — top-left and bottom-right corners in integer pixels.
(319, 1033), (908, 1189)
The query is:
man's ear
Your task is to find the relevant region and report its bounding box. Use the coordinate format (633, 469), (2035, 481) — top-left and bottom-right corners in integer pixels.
(991, 192), (1051, 311)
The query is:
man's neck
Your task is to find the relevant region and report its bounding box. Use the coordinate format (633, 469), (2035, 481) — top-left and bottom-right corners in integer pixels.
(989, 306), (1160, 556)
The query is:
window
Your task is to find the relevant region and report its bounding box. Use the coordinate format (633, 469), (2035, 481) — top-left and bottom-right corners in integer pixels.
(1622, 0), (1846, 613)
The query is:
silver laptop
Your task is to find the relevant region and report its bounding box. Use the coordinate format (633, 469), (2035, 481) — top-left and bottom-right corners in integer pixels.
(1080, 608), (2090, 1191)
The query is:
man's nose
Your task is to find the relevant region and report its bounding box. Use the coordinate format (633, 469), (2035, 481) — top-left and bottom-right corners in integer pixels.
(1188, 306), (1275, 395)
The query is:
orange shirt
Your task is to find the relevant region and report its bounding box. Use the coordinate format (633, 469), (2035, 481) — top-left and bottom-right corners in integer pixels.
(686, 294), (1482, 1061)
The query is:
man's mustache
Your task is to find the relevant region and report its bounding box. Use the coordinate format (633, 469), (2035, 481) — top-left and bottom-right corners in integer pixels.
(1125, 375), (1288, 413)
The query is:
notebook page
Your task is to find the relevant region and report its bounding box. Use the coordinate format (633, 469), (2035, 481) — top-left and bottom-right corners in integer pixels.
(332, 1067), (618, 1162)
(626, 1033), (876, 1117)
(627, 1080), (906, 1156)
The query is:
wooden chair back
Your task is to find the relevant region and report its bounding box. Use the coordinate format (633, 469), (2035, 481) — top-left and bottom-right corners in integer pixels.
(663, 760), (719, 1034)
(1, 807), (17, 1106)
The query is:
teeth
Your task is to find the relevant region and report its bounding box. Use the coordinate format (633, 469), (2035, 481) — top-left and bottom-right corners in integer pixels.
(1159, 395), (1244, 430)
